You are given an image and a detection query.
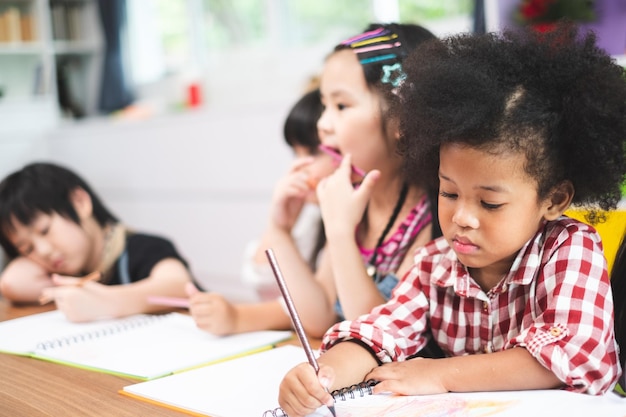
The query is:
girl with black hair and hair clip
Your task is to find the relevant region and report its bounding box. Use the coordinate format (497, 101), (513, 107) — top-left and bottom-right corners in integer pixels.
(0, 162), (193, 322)
(186, 23), (442, 339)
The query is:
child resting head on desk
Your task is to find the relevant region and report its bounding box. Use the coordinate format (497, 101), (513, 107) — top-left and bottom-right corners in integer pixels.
(278, 23), (626, 416)
(186, 23), (443, 339)
(0, 162), (193, 322)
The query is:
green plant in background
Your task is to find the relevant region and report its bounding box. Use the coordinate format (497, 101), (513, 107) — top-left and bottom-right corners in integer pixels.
(399, 0), (472, 21)
(201, 0), (473, 49)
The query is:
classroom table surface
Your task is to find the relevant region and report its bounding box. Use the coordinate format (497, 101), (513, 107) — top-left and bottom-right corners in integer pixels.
(0, 297), (309, 416)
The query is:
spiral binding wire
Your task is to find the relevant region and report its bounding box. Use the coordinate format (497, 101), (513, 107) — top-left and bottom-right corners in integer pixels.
(35, 313), (171, 351)
(331, 379), (378, 401)
(262, 409), (287, 417)
(263, 379), (379, 416)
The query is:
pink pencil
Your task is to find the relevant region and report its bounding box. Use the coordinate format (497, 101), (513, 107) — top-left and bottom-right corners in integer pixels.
(147, 296), (190, 309)
(318, 144), (367, 177)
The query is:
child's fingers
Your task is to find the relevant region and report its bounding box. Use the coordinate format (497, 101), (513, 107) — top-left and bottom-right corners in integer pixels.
(339, 153), (354, 175)
(185, 281), (200, 297)
(280, 363), (329, 416)
(50, 274), (86, 286)
(39, 288), (55, 305)
(317, 367), (337, 409)
(317, 365), (335, 390)
(50, 271), (101, 288)
(306, 176), (320, 190)
(42, 272), (101, 305)
(289, 156), (316, 173)
(353, 168), (380, 204)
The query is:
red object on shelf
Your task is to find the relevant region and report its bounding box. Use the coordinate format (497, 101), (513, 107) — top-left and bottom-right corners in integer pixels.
(187, 83), (202, 108)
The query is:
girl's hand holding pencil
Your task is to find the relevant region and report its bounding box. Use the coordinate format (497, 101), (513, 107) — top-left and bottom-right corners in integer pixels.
(38, 271), (115, 322)
(39, 271), (102, 305)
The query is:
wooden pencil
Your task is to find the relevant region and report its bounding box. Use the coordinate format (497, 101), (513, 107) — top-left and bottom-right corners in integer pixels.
(39, 271), (102, 305)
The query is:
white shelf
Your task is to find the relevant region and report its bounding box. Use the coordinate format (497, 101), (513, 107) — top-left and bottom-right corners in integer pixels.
(53, 39), (101, 54)
(0, 42), (45, 54)
(0, 0), (103, 132)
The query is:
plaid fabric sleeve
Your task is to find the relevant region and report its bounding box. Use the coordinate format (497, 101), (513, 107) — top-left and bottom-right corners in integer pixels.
(320, 247), (438, 363)
(508, 222), (620, 395)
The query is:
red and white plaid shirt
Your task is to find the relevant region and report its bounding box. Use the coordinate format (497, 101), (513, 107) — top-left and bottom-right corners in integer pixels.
(322, 217), (620, 395)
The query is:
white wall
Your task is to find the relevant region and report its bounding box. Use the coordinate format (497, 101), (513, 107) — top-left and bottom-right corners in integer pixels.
(0, 102), (295, 291)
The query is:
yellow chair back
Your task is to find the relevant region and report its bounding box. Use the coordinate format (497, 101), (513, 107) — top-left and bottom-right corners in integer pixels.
(565, 209), (626, 273)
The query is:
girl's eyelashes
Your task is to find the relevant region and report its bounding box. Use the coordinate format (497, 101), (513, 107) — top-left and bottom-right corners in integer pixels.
(440, 190), (503, 210)
(481, 201), (504, 210)
(34, 223), (50, 236)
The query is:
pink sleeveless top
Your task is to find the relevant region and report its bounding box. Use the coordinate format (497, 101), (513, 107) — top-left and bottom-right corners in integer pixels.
(358, 194), (432, 276)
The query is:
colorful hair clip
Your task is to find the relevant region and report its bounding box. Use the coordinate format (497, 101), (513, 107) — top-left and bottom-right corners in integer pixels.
(340, 27), (386, 45)
(350, 33), (398, 48)
(360, 54), (397, 65)
(343, 25), (404, 71)
(381, 63), (406, 87)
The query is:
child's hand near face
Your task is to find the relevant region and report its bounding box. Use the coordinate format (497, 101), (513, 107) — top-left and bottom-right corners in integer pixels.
(279, 361), (336, 417)
(269, 157), (318, 232)
(316, 154), (380, 241)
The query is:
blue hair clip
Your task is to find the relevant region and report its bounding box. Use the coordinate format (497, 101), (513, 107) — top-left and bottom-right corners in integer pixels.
(381, 63), (406, 88)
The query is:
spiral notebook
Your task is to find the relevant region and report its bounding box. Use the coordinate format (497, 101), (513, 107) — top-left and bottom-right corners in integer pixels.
(122, 344), (626, 417)
(122, 345), (308, 416)
(264, 388), (626, 417)
(0, 310), (292, 380)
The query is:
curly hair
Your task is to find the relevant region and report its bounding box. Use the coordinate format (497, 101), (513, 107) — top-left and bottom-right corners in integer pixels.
(396, 23), (626, 216)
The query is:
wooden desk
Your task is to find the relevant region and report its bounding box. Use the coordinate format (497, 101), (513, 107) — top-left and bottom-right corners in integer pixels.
(0, 298), (311, 416)
(0, 300), (196, 416)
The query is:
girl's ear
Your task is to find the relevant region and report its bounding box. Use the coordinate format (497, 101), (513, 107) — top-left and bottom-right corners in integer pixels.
(543, 181), (575, 221)
(385, 117), (401, 143)
(69, 187), (94, 220)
